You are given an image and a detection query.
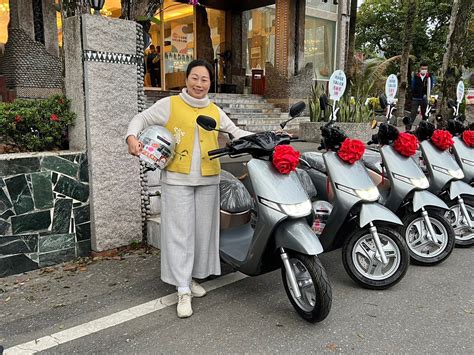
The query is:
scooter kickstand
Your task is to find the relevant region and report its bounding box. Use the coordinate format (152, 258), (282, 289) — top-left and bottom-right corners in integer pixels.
(369, 223), (389, 265)
(280, 247), (302, 299)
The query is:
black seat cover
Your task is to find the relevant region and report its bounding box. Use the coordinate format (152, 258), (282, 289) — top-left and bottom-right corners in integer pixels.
(219, 170), (253, 213)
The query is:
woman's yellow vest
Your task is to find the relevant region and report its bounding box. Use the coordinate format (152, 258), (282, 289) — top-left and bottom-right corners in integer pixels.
(164, 95), (221, 176)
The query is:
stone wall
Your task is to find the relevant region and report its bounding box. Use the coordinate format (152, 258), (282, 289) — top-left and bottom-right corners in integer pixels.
(0, 28), (62, 99)
(0, 151), (90, 277)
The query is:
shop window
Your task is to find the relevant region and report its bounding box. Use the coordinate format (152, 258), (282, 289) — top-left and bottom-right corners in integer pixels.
(306, 0), (338, 13)
(243, 5), (275, 76)
(304, 16), (336, 81)
(162, 0), (194, 90)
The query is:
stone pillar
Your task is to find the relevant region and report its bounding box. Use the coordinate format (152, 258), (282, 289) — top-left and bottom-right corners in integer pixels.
(267, 0), (311, 111)
(42, 0), (59, 57)
(227, 10), (245, 92)
(63, 15), (142, 251)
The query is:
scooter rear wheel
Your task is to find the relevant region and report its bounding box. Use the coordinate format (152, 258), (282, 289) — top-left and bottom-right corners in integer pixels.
(444, 195), (474, 247)
(342, 226), (409, 290)
(281, 253), (332, 323)
(402, 208), (455, 265)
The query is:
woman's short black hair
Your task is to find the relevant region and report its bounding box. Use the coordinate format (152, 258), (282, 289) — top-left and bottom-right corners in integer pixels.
(186, 59), (214, 79)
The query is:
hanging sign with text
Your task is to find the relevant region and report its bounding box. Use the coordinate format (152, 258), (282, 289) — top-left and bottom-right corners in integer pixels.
(385, 74), (398, 102)
(328, 70), (347, 101)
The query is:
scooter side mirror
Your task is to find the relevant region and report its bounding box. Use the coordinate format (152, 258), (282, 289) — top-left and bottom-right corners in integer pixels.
(289, 101), (306, 118)
(197, 115), (217, 131)
(379, 94), (388, 109)
(197, 115), (235, 140)
(319, 94), (329, 111)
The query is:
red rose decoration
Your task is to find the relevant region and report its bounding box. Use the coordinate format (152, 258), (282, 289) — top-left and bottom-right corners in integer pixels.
(337, 138), (365, 164)
(272, 145), (300, 174)
(14, 115), (22, 123)
(393, 132), (419, 157)
(462, 130), (474, 147)
(50, 114), (59, 122)
(431, 129), (454, 150)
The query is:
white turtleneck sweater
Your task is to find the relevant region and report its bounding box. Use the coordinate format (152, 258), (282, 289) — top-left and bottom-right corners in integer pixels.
(126, 89), (251, 185)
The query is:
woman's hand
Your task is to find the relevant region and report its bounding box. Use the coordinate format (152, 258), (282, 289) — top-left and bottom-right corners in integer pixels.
(127, 135), (143, 156)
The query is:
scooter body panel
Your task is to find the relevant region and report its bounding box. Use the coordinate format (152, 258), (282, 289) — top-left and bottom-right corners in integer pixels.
(412, 190), (449, 212)
(452, 136), (474, 184)
(248, 159), (309, 204)
(420, 140), (460, 194)
(449, 179), (474, 199)
(275, 219), (324, 255)
(222, 159), (315, 276)
(359, 202), (403, 227)
(379, 145), (425, 211)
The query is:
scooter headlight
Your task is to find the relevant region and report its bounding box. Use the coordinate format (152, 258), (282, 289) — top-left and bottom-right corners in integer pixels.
(355, 186), (380, 201)
(410, 176), (430, 189)
(449, 169), (464, 179)
(259, 197), (312, 218)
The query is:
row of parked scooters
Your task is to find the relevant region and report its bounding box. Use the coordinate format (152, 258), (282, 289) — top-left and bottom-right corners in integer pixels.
(194, 80), (472, 324)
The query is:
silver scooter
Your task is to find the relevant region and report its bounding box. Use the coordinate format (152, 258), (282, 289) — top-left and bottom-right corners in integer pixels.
(300, 96), (409, 290)
(433, 100), (474, 246)
(409, 119), (474, 247)
(364, 97), (455, 265)
(196, 103), (332, 323)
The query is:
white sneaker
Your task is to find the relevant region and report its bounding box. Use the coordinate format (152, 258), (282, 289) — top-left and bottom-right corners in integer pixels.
(177, 292), (193, 318)
(190, 280), (207, 298)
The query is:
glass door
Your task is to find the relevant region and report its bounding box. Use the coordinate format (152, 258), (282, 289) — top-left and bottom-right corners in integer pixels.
(162, 0), (195, 91)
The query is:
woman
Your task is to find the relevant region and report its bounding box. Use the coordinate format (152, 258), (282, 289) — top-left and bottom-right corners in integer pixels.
(126, 59), (251, 318)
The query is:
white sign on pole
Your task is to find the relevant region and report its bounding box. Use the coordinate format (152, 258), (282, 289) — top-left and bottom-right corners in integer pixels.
(456, 81), (465, 103)
(328, 70), (347, 101)
(385, 74), (398, 102)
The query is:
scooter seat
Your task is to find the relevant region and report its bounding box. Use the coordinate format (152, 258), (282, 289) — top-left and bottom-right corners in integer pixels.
(301, 152), (326, 174)
(220, 170), (254, 213)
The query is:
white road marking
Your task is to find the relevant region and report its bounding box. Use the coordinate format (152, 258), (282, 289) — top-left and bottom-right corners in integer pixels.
(4, 272), (248, 354)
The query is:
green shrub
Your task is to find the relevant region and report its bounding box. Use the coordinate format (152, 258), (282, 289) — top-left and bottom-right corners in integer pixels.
(0, 95), (75, 152)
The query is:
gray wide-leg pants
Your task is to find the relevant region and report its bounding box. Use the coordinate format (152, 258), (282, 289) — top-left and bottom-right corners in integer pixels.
(160, 183), (221, 287)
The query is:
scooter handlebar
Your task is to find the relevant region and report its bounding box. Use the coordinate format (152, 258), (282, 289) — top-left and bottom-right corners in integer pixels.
(208, 147), (229, 156)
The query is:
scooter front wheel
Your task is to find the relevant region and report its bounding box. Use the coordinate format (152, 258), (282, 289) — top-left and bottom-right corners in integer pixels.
(444, 195), (474, 247)
(402, 209), (455, 265)
(342, 226), (409, 290)
(281, 253), (332, 323)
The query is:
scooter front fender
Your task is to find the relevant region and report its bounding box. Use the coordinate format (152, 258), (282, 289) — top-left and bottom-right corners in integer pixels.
(359, 203), (403, 228)
(275, 219), (323, 255)
(449, 180), (474, 199)
(412, 190), (449, 212)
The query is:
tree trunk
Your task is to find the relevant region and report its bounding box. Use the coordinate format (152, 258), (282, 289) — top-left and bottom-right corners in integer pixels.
(397, 0), (417, 117)
(438, 0), (473, 125)
(345, 0), (358, 94)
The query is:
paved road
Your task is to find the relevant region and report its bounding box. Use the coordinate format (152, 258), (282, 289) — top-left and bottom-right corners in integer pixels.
(1, 246), (472, 354)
